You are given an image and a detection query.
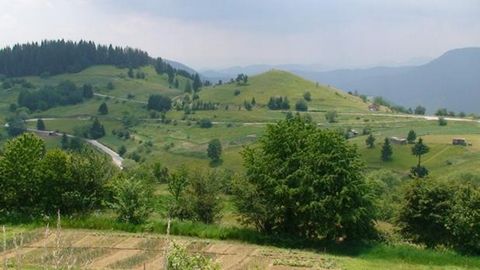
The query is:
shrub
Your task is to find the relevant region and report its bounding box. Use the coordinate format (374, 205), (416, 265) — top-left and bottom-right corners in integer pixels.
(303, 91), (311, 101)
(397, 179), (453, 248)
(167, 242), (220, 270)
(207, 139), (222, 162)
(438, 117), (447, 126)
(109, 175), (153, 224)
(446, 184), (480, 254)
(147, 94), (172, 112)
(198, 118), (213, 128)
(295, 99), (308, 111)
(325, 110), (337, 123)
(233, 89), (240, 96)
(186, 171), (223, 224)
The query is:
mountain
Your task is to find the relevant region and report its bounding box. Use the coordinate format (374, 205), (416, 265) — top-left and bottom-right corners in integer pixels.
(294, 48), (480, 113)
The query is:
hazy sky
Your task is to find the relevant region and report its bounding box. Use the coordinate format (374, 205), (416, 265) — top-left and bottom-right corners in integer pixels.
(1, 0), (479, 70)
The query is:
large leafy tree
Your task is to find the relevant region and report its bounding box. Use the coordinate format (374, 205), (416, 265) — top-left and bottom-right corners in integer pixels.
(0, 133), (45, 213)
(235, 116), (375, 240)
(147, 94), (172, 112)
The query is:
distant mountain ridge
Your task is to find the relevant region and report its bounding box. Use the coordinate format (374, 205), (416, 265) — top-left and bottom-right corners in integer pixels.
(202, 48), (480, 113)
(295, 47), (480, 113)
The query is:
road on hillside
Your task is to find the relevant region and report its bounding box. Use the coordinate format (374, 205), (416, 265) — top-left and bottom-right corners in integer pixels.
(5, 122), (124, 169)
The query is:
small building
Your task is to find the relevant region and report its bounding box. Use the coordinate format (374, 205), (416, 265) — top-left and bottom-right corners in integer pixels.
(368, 104), (379, 112)
(452, 138), (467, 146)
(389, 137), (407, 145)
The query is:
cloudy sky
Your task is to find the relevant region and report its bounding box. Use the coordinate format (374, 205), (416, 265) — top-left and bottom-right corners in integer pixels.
(1, 0), (479, 70)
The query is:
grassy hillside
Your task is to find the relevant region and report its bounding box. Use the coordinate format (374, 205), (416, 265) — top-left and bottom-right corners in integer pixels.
(200, 69), (371, 112)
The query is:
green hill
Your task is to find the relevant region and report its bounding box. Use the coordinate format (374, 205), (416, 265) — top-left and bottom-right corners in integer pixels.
(200, 69), (371, 113)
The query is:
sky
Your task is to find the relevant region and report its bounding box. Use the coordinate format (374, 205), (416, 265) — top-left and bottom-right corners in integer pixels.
(1, 0), (479, 70)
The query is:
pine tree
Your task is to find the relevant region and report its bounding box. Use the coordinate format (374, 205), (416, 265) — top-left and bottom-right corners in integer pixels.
(207, 139), (222, 162)
(192, 73), (202, 92)
(98, 102), (109, 115)
(36, 118), (46, 131)
(89, 118), (105, 139)
(365, 134), (375, 148)
(381, 138), (393, 161)
(407, 130), (417, 144)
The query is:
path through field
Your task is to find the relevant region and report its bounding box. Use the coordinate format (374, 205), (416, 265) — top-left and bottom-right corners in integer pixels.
(0, 229), (338, 270)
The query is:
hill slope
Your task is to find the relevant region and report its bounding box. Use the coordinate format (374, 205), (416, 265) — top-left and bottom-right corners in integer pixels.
(199, 70), (371, 113)
(296, 48), (480, 113)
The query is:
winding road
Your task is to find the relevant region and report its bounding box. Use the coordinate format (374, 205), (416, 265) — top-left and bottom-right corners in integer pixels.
(4, 121), (124, 169)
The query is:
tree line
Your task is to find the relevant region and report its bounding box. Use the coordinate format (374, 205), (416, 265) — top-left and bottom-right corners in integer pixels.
(0, 40), (150, 77)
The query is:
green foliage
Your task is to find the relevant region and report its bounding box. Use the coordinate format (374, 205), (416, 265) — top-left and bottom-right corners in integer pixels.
(414, 105), (426, 115)
(192, 73), (202, 92)
(381, 138), (393, 161)
(438, 117), (448, 126)
(236, 116), (375, 240)
(267, 96), (290, 110)
(147, 94), (172, 112)
(82, 83), (93, 98)
(303, 91), (311, 101)
(186, 171), (223, 224)
(398, 179), (453, 248)
(109, 174), (153, 224)
(295, 99), (308, 111)
(18, 80), (88, 111)
(411, 138), (429, 167)
(0, 134), (114, 215)
(152, 161), (170, 183)
(167, 242), (220, 270)
(6, 117), (26, 137)
(207, 139), (222, 162)
(325, 110), (337, 123)
(198, 118), (213, 128)
(107, 81), (114, 90)
(98, 102), (108, 115)
(407, 130), (416, 144)
(365, 134), (375, 148)
(89, 117), (105, 139)
(435, 108), (448, 116)
(36, 118), (46, 131)
(118, 145), (127, 157)
(168, 166), (190, 218)
(0, 133), (45, 213)
(447, 184), (480, 254)
(365, 170), (402, 221)
(233, 89), (241, 96)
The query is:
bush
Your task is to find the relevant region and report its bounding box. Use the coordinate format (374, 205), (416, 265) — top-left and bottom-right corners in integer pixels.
(207, 139), (222, 162)
(397, 179), (453, 248)
(325, 110), (337, 123)
(186, 171), (223, 224)
(147, 94), (172, 112)
(295, 99), (308, 111)
(233, 89), (240, 96)
(303, 91), (311, 101)
(235, 115), (375, 240)
(438, 117), (447, 126)
(0, 134), (115, 215)
(109, 175), (153, 224)
(198, 118), (213, 128)
(446, 184), (480, 254)
(167, 242), (220, 270)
